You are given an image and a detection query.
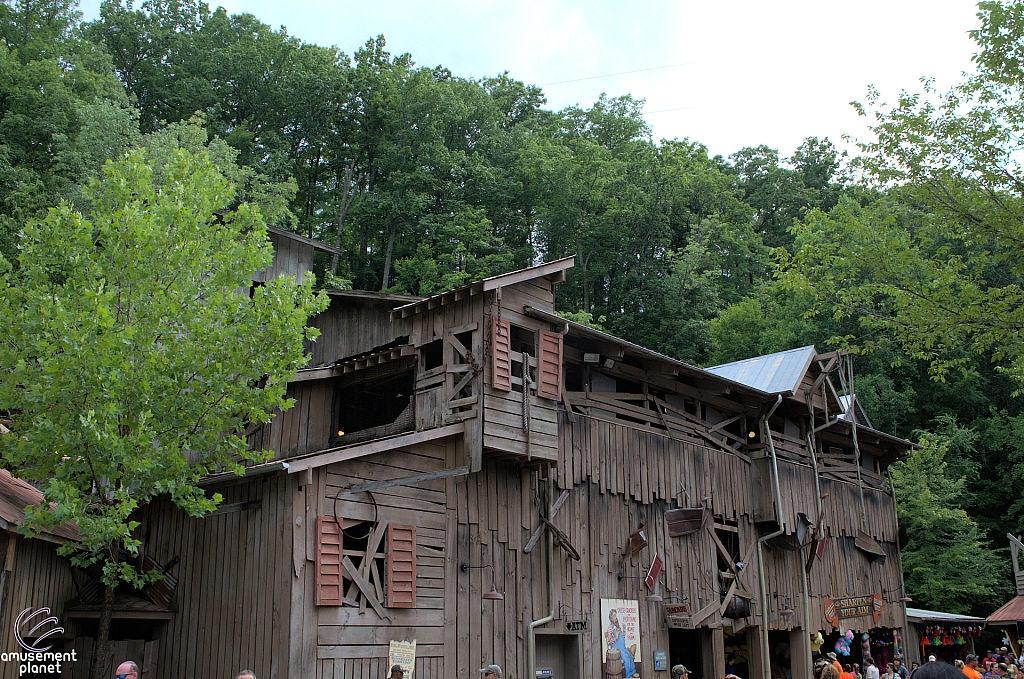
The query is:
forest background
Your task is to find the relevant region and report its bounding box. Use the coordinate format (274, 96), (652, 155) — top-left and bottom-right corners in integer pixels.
(1, 0), (1021, 622)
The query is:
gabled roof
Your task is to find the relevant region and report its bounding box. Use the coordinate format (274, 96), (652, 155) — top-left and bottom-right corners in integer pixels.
(266, 225), (345, 256)
(390, 257), (574, 320)
(0, 470), (78, 543)
(839, 394), (875, 429)
(988, 595), (1024, 624)
(705, 346), (818, 395)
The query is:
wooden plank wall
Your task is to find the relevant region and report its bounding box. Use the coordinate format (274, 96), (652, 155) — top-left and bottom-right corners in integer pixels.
(140, 476), (293, 679)
(481, 279), (559, 461)
(306, 296), (404, 368)
(247, 379), (334, 460)
(0, 536), (77, 679)
(306, 440), (451, 679)
(254, 232), (313, 285)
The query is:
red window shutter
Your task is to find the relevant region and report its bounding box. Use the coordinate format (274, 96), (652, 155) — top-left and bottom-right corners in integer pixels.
(315, 517), (343, 606)
(386, 524), (417, 608)
(491, 316), (512, 391)
(537, 330), (563, 400)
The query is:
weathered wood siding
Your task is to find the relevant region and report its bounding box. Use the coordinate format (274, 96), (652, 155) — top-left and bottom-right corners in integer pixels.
(254, 232), (313, 285)
(292, 440), (452, 679)
(139, 476), (294, 679)
(292, 407), (904, 679)
(0, 535), (77, 679)
(306, 295), (406, 368)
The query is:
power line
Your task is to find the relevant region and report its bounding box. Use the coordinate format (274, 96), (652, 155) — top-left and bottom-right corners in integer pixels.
(644, 103), (719, 115)
(541, 59), (711, 86)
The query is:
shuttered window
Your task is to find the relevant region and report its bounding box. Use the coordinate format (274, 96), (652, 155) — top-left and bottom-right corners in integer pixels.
(537, 330), (563, 400)
(315, 517), (343, 606)
(386, 524), (417, 608)
(491, 316), (512, 391)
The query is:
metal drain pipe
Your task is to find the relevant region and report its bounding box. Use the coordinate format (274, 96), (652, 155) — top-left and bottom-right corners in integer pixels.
(757, 395), (785, 679)
(527, 474), (556, 679)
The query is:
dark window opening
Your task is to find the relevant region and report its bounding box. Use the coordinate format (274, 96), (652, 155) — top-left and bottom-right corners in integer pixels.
(564, 363), (583, 392)
(421, 339), (443, 371)
(454, 330), (473, 359)
(510, 324), (535, 354)
(331, 363), (415, 446)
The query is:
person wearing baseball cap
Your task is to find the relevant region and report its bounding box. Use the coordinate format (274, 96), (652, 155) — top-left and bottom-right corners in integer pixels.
(389, 666), (405, 679)
(480, 665), (503, 679)
(672, 665), (690, 678)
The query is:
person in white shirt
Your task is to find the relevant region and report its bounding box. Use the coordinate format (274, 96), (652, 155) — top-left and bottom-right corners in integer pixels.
(866, 658), (881, 679)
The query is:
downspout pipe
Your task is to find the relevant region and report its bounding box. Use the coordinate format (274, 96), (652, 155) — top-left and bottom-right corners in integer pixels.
(528, 474), (557, 679)
(758, 395), (785, 679)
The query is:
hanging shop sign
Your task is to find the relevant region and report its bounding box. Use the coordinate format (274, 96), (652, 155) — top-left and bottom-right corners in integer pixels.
(664, 603), (693, 629)
(565, 619), (590, 633)
(824, 593), (884, 627)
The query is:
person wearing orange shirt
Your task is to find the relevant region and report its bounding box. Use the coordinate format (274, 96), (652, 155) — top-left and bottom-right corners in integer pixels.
(965, 655), (984, 679)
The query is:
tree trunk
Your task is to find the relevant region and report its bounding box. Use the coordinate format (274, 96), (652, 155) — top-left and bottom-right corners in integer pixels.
(331, 161), (358, 276)
(89, 584), (115, 679)
(380, 221), (397, 292)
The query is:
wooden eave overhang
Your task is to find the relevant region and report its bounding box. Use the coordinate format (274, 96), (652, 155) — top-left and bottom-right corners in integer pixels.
(266, 225), (345, 256)
(561, 320), (774, 409)
(322, 289), (423, 305)
(389, 256), (575, 320)
(290, 341), (415, 383)
(817, 417), (915, 460)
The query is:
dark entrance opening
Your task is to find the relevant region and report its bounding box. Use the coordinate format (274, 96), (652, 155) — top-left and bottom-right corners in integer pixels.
(770, 630), (794, 679)
(669, 629), (705, 679)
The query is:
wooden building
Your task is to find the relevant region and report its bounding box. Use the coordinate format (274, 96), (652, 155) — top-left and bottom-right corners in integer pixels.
(25, 243), (913, 679)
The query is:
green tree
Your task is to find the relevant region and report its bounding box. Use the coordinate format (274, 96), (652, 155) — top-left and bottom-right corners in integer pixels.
(890, 423), (1002, 613)
(783, 0), (1024, 387)
(0, 148), (327, 678)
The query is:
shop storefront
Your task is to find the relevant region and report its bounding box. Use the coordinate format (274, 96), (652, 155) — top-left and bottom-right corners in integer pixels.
(906, 608), (986, 665)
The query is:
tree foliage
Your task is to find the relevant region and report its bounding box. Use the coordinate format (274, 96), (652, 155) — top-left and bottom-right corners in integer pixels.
(0, 148), (326, 673)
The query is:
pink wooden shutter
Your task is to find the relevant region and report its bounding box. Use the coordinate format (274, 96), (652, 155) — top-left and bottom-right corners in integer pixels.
(537, 330), (563, 400)
(491, 316), (512, 391)
(386, 525), (417, 608)
(315, 517), (343, 606)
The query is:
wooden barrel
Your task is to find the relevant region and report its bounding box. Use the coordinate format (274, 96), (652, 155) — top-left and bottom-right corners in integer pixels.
(605, 648), (626, 678)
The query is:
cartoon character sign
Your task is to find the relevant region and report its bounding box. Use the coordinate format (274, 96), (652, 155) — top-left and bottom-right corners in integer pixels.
(601, 599), (641, 678)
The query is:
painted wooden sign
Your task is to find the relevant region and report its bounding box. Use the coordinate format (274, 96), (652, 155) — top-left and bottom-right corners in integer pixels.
(823, 593), (884, 627)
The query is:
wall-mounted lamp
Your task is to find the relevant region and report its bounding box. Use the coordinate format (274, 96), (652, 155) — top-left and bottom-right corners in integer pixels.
(774, 592), (796, 618)
(460, 563), (504, 601)
(882, 586), (913, 604)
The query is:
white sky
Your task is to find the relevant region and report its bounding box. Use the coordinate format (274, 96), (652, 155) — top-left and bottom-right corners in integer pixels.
(77, 0), (981, 159)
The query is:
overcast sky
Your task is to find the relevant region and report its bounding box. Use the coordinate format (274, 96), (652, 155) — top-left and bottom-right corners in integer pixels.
(77, 0), (981, 159)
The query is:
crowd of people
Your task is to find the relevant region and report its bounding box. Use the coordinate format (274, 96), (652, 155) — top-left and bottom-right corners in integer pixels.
(811, 648), (1023, 679)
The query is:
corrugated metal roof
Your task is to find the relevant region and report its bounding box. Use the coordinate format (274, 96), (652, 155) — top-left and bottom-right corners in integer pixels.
(705, 346), (818, 395)
(907, 607), (987, 624)
(988, 596), (1024, 624)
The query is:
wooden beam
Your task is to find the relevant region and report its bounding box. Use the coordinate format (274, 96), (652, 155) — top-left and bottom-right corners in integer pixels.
(524, 488), (572, 553)
(341, 467), (470, 495)
(342, 556), (391, 620)
(285, 423), (466, 473)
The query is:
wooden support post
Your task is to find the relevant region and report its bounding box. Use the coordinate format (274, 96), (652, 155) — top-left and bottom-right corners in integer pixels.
(702, 627), (726, 679)
(747, 626), (766, 679)
(791, 628), (811, 679)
